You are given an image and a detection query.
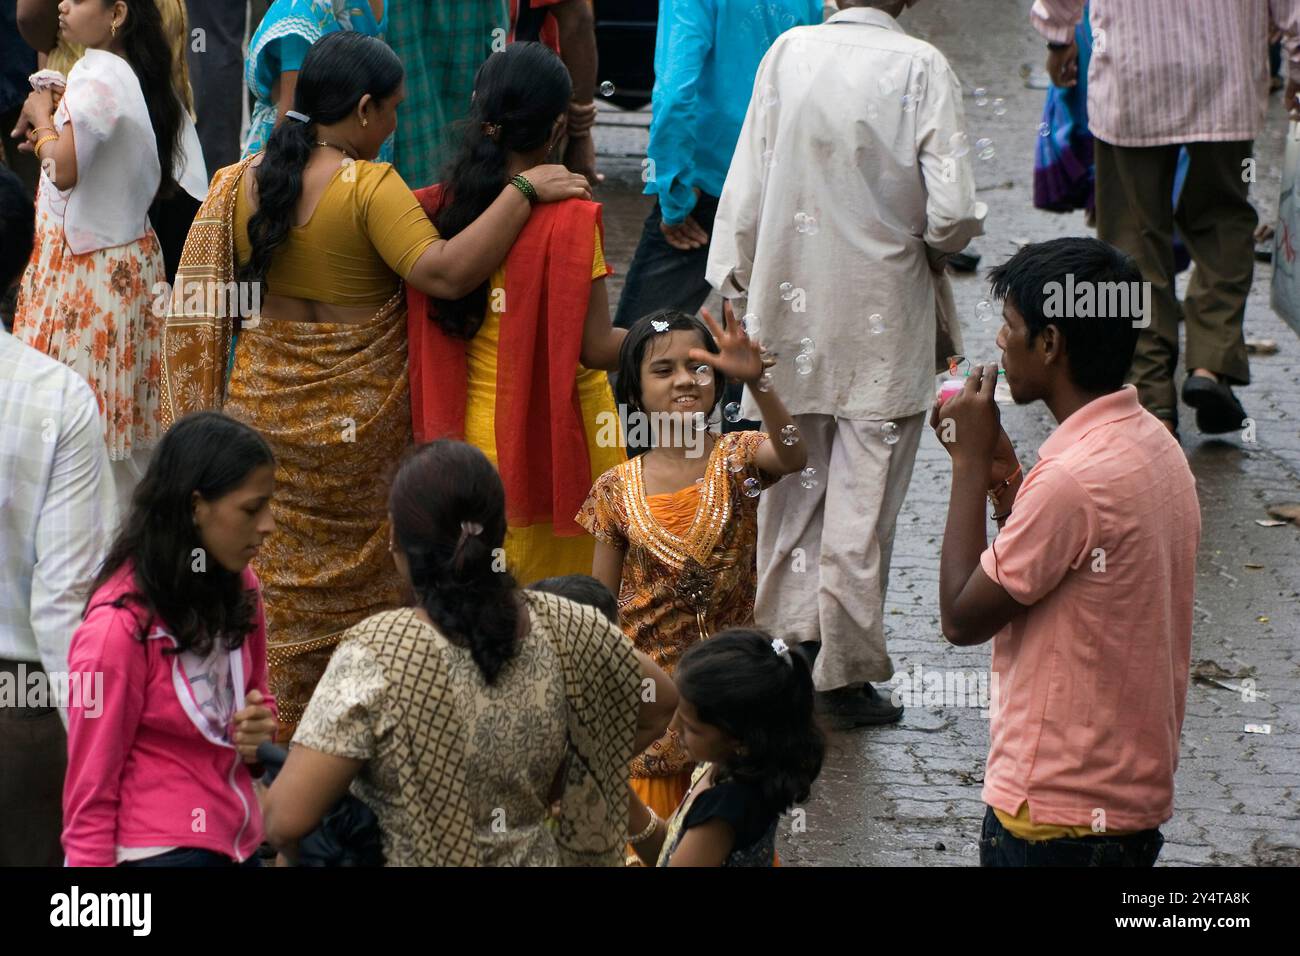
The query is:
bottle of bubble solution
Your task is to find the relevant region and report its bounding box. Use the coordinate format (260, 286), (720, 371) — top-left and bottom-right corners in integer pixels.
(937, 358), (1005, 405)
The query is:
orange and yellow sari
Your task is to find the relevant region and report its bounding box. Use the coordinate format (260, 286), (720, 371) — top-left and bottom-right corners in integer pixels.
(407, 190), (624, 585)
(162, 158), (410, 737)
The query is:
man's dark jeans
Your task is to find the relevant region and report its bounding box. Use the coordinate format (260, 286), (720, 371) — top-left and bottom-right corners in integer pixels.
(612, 191), (720, 330)
(979, 806), (1164, 867)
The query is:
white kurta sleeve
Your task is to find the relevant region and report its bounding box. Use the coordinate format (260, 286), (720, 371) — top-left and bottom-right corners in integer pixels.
(916, 51), (987, 254)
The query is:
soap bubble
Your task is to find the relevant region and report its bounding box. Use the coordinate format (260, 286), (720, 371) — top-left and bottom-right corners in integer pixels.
(692, 412), (710, 432)
(760, 84), (779, 108)
(976, 137), (995, 161)
(795, 353), (814, 375)
(756, 371), (774, 392)
(724, 401), (743, 423)
(865, 102), (879, 121)
(599, 81), (615, 97)
(799, 466), (819, 489)
(742, 313), (761, 336)
(780, 282), (796, 301)
(869, 313), (884, 335)
(992, 97), (1007, 116)
(949, 132), (971, 158)
(1038, 121), (1051, 138)
(878, 76), (896, 97)
(727, 455), (745, 474)
(742, 477), (762, 498)
(780, 424), (800, 446)
(694, 364), (713, 386)
(881, 421), (900, 445)
(799, 337), (815, 354)
(762, 149), (778, 169)
(794, 211), (819, 235)
(975, 299), (995, 322)
(973, 87), (988, 106)
(901, 93), (918, 113)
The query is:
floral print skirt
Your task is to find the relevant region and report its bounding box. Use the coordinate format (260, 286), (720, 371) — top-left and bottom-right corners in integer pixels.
(13, 203), (165, 461)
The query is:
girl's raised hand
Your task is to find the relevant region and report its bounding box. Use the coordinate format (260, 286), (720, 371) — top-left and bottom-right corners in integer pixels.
(689, 300), (764, 385)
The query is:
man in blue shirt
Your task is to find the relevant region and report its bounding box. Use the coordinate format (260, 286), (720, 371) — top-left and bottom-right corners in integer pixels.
(613, 0), (822, 329)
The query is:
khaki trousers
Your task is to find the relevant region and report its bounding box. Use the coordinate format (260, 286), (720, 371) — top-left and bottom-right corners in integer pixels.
(1095, 138), (1255, 420)
(754, 412), (924, 691)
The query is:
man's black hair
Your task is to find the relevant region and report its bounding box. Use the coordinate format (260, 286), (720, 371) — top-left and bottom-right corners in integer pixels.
(988, 237), (1143, 393)
(0, 168), (35, 291)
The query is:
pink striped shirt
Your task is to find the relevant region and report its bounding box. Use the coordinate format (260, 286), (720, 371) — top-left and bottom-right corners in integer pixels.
(1032, 0), (1300, 146)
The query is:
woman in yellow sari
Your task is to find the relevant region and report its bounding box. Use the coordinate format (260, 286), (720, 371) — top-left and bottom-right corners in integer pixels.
(407, 42), (626, 586)
(162, 31), (590, 738)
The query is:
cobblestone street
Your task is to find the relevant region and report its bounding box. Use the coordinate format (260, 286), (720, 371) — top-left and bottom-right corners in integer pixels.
(596, 0), (1300, 866)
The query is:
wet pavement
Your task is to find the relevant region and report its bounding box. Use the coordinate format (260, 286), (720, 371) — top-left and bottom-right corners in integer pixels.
(593, 0), (1300, 866)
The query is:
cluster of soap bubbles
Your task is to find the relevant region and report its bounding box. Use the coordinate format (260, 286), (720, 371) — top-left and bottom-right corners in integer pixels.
(794, 211), (819, 235)
(795, 336), (815, 376)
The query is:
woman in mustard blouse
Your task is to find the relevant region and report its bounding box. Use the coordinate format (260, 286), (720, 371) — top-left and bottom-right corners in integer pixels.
(162, 32), (590, 738)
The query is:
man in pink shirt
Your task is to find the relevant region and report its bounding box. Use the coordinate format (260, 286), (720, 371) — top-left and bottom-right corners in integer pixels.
(1031, 0), (1300, 436)
(934, 238), (1200, 866)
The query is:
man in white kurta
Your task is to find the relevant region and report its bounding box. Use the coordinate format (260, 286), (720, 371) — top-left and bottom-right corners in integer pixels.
(706, 0), (986, 723)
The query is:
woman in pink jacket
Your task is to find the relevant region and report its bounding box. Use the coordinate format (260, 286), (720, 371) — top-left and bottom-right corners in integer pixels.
(63, 411), (279, 867)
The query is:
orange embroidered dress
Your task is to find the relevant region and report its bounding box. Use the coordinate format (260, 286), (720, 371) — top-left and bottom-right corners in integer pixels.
(576, 431), (779, 831)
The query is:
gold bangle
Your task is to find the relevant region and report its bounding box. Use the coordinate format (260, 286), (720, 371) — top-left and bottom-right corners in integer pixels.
(29, 125), (57, 140)
(626, 810), (661, 845)
(33, 134), (59, 156)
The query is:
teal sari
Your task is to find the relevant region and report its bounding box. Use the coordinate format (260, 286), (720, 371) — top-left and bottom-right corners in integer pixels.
(242, 0), (393, 161)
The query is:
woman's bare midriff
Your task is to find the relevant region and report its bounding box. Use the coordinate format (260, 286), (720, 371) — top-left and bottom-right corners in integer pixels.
(256, 294), (384, 325)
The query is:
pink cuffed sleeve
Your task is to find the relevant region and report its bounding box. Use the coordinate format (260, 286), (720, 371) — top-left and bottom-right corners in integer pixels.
(62, 602), (149, 867)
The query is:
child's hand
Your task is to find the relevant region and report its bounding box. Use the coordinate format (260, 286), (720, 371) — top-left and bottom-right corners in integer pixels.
(690, 300), (765, 385)
(233, 689), (277, 765)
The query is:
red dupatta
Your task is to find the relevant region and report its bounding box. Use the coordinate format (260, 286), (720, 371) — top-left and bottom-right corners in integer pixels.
(407, 185), (600, 537)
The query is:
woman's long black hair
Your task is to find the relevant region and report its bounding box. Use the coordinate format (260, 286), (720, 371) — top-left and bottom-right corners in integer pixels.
(85, 412), (275, 656)
(240, 30), (404, 288)
(112, 0), (183, 199)
(388, 440), (520, 684)
(675, 629), (826, 820)
(427, 42), (571, 339)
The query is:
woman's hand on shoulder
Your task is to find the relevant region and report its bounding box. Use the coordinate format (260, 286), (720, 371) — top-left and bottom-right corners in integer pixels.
(519, 164), (592, 204)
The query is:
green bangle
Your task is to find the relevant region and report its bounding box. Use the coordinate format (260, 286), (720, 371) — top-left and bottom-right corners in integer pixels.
(509, 173), (538, 204)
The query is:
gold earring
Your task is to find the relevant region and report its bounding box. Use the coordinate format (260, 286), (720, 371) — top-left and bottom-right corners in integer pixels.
(361, 117), (369, 127)
(111, 21), (118, 37)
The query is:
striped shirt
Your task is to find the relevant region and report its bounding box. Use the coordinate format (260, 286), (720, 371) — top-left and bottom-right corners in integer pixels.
(1031, 0), (1300, 147)
(0, 331), (115, 691)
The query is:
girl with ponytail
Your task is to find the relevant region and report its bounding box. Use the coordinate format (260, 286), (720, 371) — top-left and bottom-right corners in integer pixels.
(263, 440), (678, 867)
(407, 42), (627, 587)
(162, 30), (590, 740)
(13, 0), (206, 513)
(625, 629), (826, 867)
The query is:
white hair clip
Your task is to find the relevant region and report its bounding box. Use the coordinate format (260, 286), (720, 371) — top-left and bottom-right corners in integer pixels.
(650, 320), (670, 333)
(285, 110), (311, 123)
(771, 638), (790, 656)
(460, 521), (484, 537)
